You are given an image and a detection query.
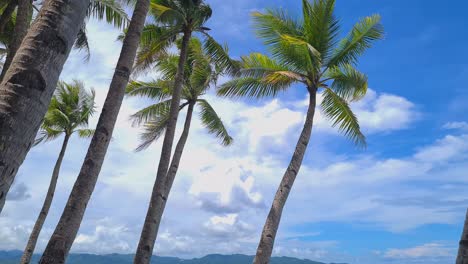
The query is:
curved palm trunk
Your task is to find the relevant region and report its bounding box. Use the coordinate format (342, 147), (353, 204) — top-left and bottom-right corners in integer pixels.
(134, 29), (193, 264)
(457, 209), (468, 264)
(0, 0), (18, 34)
(0, 0), (32, 81)
(253, 91), (317, 264)
(0, 0), (90, 214)
(20, 134), (70, 264)
(38, 1), (150, 263)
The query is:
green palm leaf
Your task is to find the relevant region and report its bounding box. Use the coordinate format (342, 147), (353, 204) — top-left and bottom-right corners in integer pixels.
(327, 14), (383, 67)
(321, 88), (366, 147)
(325, 64), (368, 101)
(197, 99), (233, 146)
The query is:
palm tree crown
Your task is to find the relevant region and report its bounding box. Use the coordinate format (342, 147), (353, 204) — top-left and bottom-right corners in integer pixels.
(126, 37), (233, 151)
(35, 80), (96, 145)
(219, 0), (384, 146)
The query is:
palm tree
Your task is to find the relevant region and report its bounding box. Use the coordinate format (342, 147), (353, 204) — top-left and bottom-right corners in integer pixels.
(457, 209), (468, 264)
(218, 1), (383, 263)
(126, 37), (233, 262)
(20, 80), (96, 264)
(0, 0), (91, 216)
(0, 0), (131, 80)
(132, 2), (238, 263)
(38, 0), (151, 263)
(0, 0), (129, 214)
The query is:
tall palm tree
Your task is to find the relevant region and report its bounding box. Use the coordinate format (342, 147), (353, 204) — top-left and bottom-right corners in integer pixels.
(126, 37), (233, 262)
(38, 0), (151, 263)
(0, 0), (92, 216)
(457, 209), (468, 264)
(0, 0), (129, 214)
(0, 0), (131, 80)
(20, 80), (96, 264)
(218, 1), (383, 263)
(132, 2), (238, 263)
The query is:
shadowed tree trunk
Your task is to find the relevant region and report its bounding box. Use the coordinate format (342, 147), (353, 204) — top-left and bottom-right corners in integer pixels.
(457, 209), (468, 264)
(0, 0), (91, 215)
(38, 1), (150, 263)
(20, 134), (70, 264)
(134, 101), (194, 264)
(253, 90), (317, 264)
(0, 0), (17, 34)
(0, 0), (33, 81)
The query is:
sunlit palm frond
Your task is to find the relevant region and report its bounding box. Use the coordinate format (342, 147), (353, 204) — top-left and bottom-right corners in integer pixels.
(89, 0), (130, 29)
(197, 99), (232, 146)
(321, 88), (366, 147)
(126, 80), (173, 100)
(252, 8), (303, 45)
(325, 64), (367, 101)
(129, 99), (172, 126)
(217, 76), (292, 99)
(77, 129), (95, 138)
(327, 14), (383, 68)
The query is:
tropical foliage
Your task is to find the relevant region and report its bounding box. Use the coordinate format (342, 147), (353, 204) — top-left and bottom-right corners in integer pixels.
(217, 0), (383, 262)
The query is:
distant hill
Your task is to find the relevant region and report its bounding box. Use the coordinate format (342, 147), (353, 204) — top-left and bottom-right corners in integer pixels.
(0, 251), (346, 264)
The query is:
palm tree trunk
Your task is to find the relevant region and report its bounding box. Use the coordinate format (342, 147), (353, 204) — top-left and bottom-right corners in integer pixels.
(134, 101), (194, 264)
(38, 1), (150, 263)
(0, 0), (90, 214)
(457, 209), (468, 264)
(253, 91), (317, 264)
(0, 0), (32, 81)
(20, 134), (70, 264)
(0, 0), (18, 34)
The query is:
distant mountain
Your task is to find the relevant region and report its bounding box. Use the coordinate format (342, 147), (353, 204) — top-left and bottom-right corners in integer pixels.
(0, 251), (346, 264)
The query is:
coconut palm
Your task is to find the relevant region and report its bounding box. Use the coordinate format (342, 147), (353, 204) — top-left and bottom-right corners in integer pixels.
(133, 2), (237, 263)
(19, 81), (95, 264)
(126, 38), (232, 260)
(39, 0), (151, 262)
(218, 0), (383, 262)
(457, 209), (468, 264)
(0, 0), (129, 214)
(0, 0), (131, 80)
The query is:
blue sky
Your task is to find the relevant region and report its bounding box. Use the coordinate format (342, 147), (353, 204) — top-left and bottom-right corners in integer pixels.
(1, 0), (468, 263)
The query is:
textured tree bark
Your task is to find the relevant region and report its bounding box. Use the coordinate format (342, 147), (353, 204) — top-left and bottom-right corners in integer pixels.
(0, 0), (33, 81)
(457, 209), (468, 264)
(20, 134), (70, 264)
(0, 0), (18, 34)
(253, 91), (317, 264)
(38, 1), (150, 263)
(0, 0), (90, 215)
(134, 101), (194, 264)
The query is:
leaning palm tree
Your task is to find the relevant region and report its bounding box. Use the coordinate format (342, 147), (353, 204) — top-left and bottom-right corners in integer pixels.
(127, 38), (233, 261)
(133, 2), (237, 263)
(0, 0), (131, 80)
(19, 81), (95, 264)
(0, 0), (129, 214)
(218, 0), (383, 263)
(39, 0), (151, 262)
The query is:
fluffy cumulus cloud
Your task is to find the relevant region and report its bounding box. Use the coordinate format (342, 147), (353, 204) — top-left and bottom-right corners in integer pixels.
(0, 5), (466, 264)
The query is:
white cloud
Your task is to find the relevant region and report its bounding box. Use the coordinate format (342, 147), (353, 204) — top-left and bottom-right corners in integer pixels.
(385, 243), (453, 259)
(444, 121), (468, 131)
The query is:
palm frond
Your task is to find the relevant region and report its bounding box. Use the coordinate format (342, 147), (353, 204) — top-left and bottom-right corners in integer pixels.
(252, 9), (303, 45)
(325, 64), (368, 101)
(130, 99), (173, 126)
(126, 80), (173, 100)
(202, 33), (240, 76)
(217, 76), (292, 99)
(88, 0), (130, 29)
(197, 99), (232, 146)
(77, 129), (95, 138)
(327, 14), (383, 68)
(321, 88), (366, 147)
